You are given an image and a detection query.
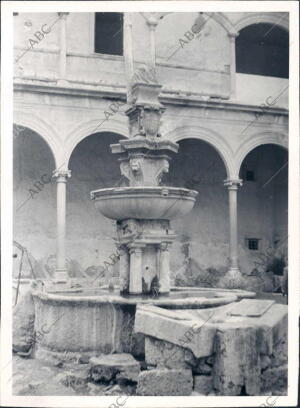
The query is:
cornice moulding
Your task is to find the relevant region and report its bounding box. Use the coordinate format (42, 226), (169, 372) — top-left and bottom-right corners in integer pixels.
(13, 81), (288, 116)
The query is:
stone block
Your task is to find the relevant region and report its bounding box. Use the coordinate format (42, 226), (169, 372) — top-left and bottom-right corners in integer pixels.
(136, 369), (193, 396)
(145, 336), (196, 369)
(260, 355), (271, 370)
(194, 357), (213, 374)
(261, 365), (288, 393)
(228, 299), (274, 317)
(272, 313), (288, 348)
(135, 304), (216, 358)
(270, 339), (287, 367)
(13, 289), (35, 353)
(256, 304), (288, 354)
(90, 353), (140, 383)
(193, 375), (213, 395)
(213, 326), (260, 396)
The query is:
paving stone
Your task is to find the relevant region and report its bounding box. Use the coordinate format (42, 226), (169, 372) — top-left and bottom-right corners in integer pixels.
(136, 368), (193, 396)
(55, 364), (91, 391)
(193, 375), (213, 395)
(90, 353), (140, 383)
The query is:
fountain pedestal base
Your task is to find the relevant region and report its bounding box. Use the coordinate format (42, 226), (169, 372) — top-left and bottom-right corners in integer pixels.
(116, 219), (176, 295)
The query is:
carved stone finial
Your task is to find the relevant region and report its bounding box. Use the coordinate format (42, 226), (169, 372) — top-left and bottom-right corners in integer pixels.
(131, 64), (158, 85)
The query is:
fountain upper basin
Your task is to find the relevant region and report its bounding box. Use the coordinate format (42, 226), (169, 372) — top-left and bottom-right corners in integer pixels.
(91, 186), (198, 220)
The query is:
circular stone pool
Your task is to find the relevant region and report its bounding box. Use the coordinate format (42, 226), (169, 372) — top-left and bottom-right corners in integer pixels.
(32, 286), (255, 361)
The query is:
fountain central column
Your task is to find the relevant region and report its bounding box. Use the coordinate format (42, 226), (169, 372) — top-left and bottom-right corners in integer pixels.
(91, 71), (198, 296)
(129, 245), (144, 294)
(159, 243), (170, 294)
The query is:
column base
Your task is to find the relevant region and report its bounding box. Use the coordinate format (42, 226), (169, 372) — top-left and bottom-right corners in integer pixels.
(220, 268), (245, 290)
(53, 269), (69, 283)
(56, 79), (69, 86)
(159, 290), (170, 295)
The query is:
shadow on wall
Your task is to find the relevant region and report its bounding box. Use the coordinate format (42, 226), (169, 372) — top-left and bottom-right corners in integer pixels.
(13, 238), (287, 296)
(171, 235), (288, 294)
(13, 240), (119, 285)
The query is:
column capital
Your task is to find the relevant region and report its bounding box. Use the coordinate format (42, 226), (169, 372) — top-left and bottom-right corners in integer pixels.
(228, 32), (239, 39)
(160, 242), (169, 251)
(53, 169), (71, 183)
(117, 244), (128, 252)
(57, 12), (69, 19)
(141, 13), (159, 29)
(147, 19), (158, 30)
(224, 178), (243, 190)
(128, 245), (144, 254)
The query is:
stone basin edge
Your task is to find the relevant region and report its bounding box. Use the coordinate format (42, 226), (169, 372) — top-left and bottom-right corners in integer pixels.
(90, 186), (199, 199)
(31, 290), (238, 308)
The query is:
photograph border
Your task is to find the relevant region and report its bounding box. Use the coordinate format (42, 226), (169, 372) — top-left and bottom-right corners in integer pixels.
(1, 1), (299, 407)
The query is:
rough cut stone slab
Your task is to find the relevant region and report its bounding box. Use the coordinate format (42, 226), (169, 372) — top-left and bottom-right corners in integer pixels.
(255, 304), (288, 355)
(136, 369), (193, 396)
(213, 326), (261, 396)
(135, 305), (216, 358)
(228, 299), (274, 317)
(90, 353), (140, 383)
(193, 375), (213, 395)
(135, 302), (288, 396)
(145, 336), (197, 369)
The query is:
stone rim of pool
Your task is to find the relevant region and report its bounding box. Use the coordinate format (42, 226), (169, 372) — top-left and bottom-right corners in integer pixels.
(33, 285), (255, 308)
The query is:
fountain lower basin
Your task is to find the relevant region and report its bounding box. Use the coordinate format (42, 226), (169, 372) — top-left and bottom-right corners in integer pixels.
(32, 286), (255, 361)
(90, 186), (198, 220)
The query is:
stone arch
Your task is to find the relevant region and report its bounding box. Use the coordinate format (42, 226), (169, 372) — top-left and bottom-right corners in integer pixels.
(235, 131), (288, 176)
(65, 118), (129, 168)
(156, 12), (237, 36)
(212, 12), (238, 36)
(14, 110), (60, 168)
(165, 126), (234, 179)
(234, 13), (289, 33)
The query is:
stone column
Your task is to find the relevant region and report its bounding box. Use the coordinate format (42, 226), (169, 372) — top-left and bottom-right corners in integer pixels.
(228, 33), (238, 98)
(129, 246), (143, 294)
(146, 16), (158, 69)
(58, 12), (69, 83)
(224, 179), (243, 283)
(159, 243), (170, 294)
(123, 13), (134, 103)
(119, 246), (130, 293)
(53, 170), (71, 282)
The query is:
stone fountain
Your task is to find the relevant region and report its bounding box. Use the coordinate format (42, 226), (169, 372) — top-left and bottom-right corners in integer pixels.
(91, 81), (198, 296)
(31, 75), (255, 362)
(20, 73), (288, 398)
